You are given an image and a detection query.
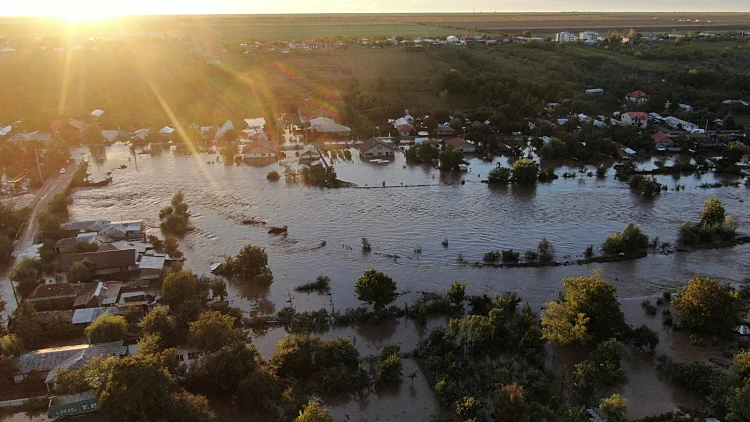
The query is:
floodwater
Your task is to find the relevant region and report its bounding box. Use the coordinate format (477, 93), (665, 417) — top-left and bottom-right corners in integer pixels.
(3, 142), (749, 420)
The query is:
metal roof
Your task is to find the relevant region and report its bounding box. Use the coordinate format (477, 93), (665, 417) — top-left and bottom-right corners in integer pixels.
(72, 307), (118, 325)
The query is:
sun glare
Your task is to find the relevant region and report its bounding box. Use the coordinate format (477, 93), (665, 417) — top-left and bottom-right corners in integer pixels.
(60, 9), (114, 23)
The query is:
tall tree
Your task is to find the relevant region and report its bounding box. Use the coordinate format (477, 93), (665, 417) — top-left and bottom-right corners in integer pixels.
(674, 275), (746, 333)
(188, 311), (244, 352)
(355, 269), (398, 311)
(85, 314), (127, 344)
(296, 400), (333, 422)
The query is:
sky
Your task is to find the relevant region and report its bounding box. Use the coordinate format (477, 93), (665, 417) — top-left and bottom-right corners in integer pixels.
(0, 0), (745, 18)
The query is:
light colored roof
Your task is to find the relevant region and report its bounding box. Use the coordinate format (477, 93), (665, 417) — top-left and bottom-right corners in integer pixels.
(244, 117), (266, 129)
(61, 220), (111, 231)
(45, 341), (127, 384)
(215, 120), (234, 139)
(15, 344), (89, 376)
(90, 109), (105, 117)
(0, 47), (16, 53)
(110, 240), (150, 254)
(624, 147), (637, 155)
(72, 307), (118, 325)
(309, 117), (351, 133)
(159, 126), (175, 134)
(101, 130), (120, 142)
(139, 255), (166, 270)
(7, 132), (51, 143)
(358, 137), (398, 153)
(0, 125), (11, 136)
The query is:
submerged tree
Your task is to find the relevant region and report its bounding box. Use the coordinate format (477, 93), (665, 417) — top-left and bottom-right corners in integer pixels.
(355, 269), (397, 311)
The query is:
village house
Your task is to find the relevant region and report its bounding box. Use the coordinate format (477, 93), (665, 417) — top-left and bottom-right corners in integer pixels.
(298, 148), (322, 164)
(25, 283), (86, 310)
(214, 120), (234, 140)
(621, 112), (649, 129)
(444, 137), (476, 153)
(59, 249), (138, 279)
(55, 232), (97, 254)
(579, 31), (599, 43)
(7, 132), (52, 143)
(625, 90), (650, 103)
(51, 118), (87, 139)
(13, 341), (128, 391)
(242, 142), (277, 161)
(357, 137), (399, 159)
(555, 32), (577, 42)
(435, 123), (455, 137)
(307, 117), (351, 142)
(652, 133), (681, 152)
(73, 281), (123, 309)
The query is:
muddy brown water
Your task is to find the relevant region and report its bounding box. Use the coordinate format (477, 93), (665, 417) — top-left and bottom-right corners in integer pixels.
(2, 143), (748, 420)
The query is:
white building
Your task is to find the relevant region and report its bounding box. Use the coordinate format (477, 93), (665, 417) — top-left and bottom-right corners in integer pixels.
(555, 32), (578, 42)
(579, 31), (599, 43)
(446, 35), (459, 44)
(621, 112), (649, 129)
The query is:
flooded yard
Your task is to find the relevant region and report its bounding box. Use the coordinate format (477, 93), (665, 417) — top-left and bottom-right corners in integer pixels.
(3, 142), (748, 420)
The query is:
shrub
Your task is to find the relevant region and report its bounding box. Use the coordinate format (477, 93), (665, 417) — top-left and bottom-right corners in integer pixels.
(294, 275), (331, 293)
(602, 223), (649, 255)
(501, 249), (520, 263)
(483, 251), (500, 262)
(641, 299), (657, 315)
(266, 170), (280, 181)
(584, 245), (594, 259)
(524, 251), (538, 262)
(487, 166), (511, 184)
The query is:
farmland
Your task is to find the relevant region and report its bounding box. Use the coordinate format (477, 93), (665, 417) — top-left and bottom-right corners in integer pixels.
(1, 12), (749, 40)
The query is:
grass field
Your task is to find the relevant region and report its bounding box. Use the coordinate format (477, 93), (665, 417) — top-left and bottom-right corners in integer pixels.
(1, 13), (749, 40)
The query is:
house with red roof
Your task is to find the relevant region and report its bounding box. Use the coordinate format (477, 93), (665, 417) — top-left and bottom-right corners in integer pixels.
(444, 137), (475, 153)
(625, 90), (650, 103)
(651, 132), (680, 151)
(621, 112), (649, 129)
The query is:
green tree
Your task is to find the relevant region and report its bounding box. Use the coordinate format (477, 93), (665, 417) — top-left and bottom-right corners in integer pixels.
(229, 244), (271, 280)
(512, 158), (539, 185)
(9, 301), (42, 348)
(191, 342), (259, 392)
(355, 269), (397, 311)
(0, 235), (13, 264)
(674, 275), (746, 333)
(733, 350), (750, 378)
(701, 196), (725, 228)
(487, 165), (511, 184)
(48, 193), (69, 218)
(599, 394), (628, 422)
(631, 324), (659, 352)
(375, 353), (402, 387)
(541, 271), (625, 345)
(727, 383), (750, 422)
(139, 307), (178, 347)
(574, 339), (629, 390)
(161, 270), (206, 309)
(296, 400), (333, 422)
(85, 314), (127, 344)
(188, 311), (244, 352)
(439, 146), (463, 171)
(82, 123), (104, 145)
(68, 261), (92, 283)
(455, 396), (481, 420)
(10, 257), (42, 298)
(447, 281), (466, 306)
(601, 223), (649, 255)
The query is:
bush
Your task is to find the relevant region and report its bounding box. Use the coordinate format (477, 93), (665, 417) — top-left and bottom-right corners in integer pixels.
(641, 299), (657, 315)
(584, 245), (594, 259)
(501, 249), (520, 263)
(483, 251), (500, 262)
(630, 175), (666, 196)
(85, 314), (127, 343)
(538, 238), (553, 264)
(524, 251), (538, 262)
(487, 166), (511, 184)
(266, 170), (280, 181)
(602, 223), (649, 255)
(294, 275), (330, 293)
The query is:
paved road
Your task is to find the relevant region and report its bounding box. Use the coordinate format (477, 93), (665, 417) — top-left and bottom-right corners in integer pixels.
(1, 160), (78, 314)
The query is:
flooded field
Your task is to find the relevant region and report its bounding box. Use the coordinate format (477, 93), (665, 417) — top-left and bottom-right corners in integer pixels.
(3, 142), (748, 420)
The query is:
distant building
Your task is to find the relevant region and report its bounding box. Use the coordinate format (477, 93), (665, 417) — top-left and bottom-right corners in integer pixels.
(358, 137), (399, 159)
(579, 31), (599, 43)
(585, 88), (604, 95)
(622, 112), (649, 129)
(444, 137), (476, 153)
(435, 123), (455, 137)
(625, 90), (650, 103)
(242, 143), (277, 160)
(59, 249), (138, 278)
(555, 32), (578, 42)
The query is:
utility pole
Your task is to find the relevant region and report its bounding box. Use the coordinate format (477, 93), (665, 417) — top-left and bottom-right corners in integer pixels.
(34, 149), (43, 182)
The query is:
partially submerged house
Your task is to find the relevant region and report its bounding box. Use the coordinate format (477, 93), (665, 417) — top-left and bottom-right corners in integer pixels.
(357, 137), (399, 159)
(444, 137), (476, 153)
(307, 117), (351, 141)
(242, 143), (277, 160)
(59, 249), (138, 279)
